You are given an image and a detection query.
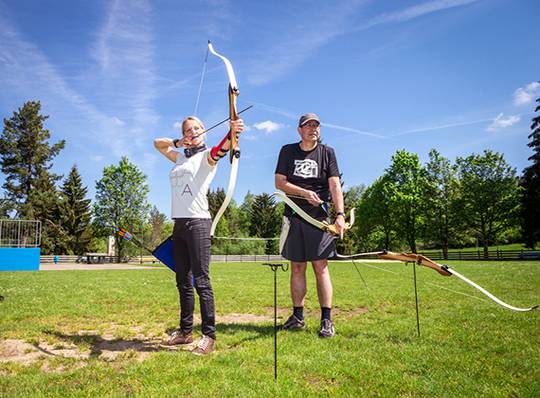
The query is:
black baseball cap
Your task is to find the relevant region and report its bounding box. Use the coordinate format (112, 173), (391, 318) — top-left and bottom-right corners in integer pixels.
(298, 113), (320, 127)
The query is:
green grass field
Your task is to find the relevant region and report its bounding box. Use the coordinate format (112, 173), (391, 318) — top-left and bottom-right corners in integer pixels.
(1, 260), (539, 397)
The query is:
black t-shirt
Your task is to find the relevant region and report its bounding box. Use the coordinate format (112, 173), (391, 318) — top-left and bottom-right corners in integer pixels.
(275, 142), (340, 218)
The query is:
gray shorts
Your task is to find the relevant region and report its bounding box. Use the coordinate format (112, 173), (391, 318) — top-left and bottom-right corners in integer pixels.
(280, 215), (336, 262)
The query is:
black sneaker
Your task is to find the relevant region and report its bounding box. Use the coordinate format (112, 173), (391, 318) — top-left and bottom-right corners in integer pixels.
(279, 315), (306, 331)
(318, 319), (335, 338)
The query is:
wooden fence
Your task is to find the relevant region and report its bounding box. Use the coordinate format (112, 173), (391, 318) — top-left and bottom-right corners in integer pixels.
(40, 249), (540, 265)
(417, 249), (540, 261)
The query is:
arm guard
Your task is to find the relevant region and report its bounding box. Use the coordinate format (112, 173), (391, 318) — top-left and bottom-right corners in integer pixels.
(210, 132), (231, 161)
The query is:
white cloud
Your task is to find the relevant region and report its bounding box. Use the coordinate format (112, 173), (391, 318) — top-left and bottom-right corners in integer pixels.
(246, 1), (364, 86)
(248, 101), (385, 139)
(246, 0), (478, 86)
(322, 122), (386, 139)
(253, 120), (285, 134)
(513, 82), (540, 106)
(486, 113), (520, 132)
(112, 116), (125, 126)
(367, 0), (479, 26)
(92, 0), (160, 138)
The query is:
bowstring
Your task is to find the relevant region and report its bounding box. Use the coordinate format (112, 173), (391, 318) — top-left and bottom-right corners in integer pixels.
(194, 44), (209, 116)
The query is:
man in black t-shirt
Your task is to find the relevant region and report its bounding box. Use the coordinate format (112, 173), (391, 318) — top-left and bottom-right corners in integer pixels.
(274, 113), (346, 338)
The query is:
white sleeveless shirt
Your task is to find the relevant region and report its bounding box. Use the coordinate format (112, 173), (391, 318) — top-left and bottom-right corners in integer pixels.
(170, 149), (217, 218)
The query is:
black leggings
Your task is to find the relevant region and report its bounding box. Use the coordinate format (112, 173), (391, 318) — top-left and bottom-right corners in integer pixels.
(172, 218), (215, 339)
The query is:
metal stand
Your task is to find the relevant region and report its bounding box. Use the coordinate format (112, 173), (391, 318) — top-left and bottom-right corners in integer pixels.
(412, 261), (421, 337)
(263, 263), (288, 381)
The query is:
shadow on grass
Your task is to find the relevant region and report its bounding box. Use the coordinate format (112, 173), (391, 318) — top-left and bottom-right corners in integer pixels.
(219, 323), (275, 349)
(39, 324), (277, 357)
(40, 330), (170, 358)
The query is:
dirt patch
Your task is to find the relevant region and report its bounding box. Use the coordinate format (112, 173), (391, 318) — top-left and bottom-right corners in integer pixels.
(346, 307), (369, 317)
(1, 309), (369, 370)
(263, 306), (369, 318)
(0, 339), (46, 365)
(0, 312), (281, 370)
(218, 313), (273, 324)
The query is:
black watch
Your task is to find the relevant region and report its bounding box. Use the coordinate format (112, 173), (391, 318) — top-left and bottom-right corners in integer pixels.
(173, 138), (180, 148)
(336, 211), (345, 217)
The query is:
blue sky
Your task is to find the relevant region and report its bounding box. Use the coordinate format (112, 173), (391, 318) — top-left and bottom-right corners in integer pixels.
(0, 0), (538, 217)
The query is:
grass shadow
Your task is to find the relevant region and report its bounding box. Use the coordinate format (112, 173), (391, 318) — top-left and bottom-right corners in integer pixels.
(217, 323), (275, 349)
(41, 330), (171, 358)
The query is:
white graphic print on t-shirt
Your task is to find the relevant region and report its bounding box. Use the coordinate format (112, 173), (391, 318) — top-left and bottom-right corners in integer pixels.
(293, 159), (318, 179)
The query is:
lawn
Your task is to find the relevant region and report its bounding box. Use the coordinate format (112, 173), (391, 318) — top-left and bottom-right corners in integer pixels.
(1, 260), (539, 397)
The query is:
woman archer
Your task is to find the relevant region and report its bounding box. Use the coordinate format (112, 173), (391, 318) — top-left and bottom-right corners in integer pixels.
(154, 115), (244, 355)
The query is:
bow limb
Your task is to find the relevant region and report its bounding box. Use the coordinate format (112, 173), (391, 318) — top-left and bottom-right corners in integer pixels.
(207, 40), (240, 163)
(210, 155), (239, 237)
(441, 266), (538, 312)
(273, 191), (327, 231)
(273, 191), (355, 236)
(377, 251), (536, 310)
(207, 41), (238, 90)
(339, 250), (537, 312)
(207, 41), (241, 237)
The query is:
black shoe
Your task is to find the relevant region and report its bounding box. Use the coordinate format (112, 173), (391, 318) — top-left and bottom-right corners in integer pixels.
(279, 315), (306, 331)
(318, 319), (335, 338)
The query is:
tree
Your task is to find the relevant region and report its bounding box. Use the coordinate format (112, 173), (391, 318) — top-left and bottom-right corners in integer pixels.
(59, 165), (92, 254)
(0, 101), (66, 253)
(238, 191), (256, 233)
(93, 157), (150, 259)
(423, 149), (459, 258)
(148, 205), (168, 249)
(385, 150), (427, 253)
(25, 171), (65, 254)
(208, 188), (226, 219)
(455, 150), (519, 257)
(249, 193), (281, 254)
(520, 90), (540, 249)
(337, 184), (365, 254)
(0, 101), (65, 215)
(0, 197), (13, 218)
(355, 176), (398, 251)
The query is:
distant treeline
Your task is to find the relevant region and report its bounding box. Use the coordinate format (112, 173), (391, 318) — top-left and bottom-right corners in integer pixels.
(1, 98), (539, 256)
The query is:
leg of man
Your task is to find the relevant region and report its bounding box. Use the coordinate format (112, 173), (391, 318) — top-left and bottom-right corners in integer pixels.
(312, 259), (335, 338)
(279, 261), (308, 330)
(312, 259), (332, 308)
(290, 261), (308, 307)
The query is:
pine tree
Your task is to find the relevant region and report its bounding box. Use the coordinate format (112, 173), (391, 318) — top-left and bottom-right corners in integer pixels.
(521, 90), (540, 248)
(0, 101), (65, 214)
(59, 165), (92, 254)
(249, 193), (280, 254)
(0, 101), (66, 253)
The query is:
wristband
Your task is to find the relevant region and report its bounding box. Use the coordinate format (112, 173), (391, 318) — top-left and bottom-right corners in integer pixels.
(336, 212), (345, 216)
(173, 139), (180, 148)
